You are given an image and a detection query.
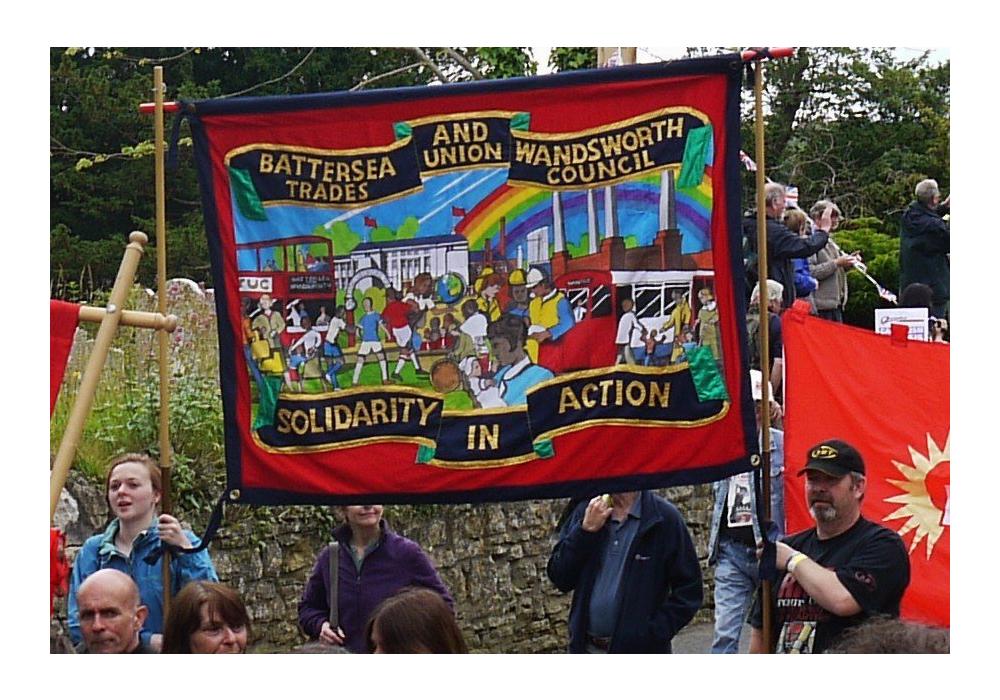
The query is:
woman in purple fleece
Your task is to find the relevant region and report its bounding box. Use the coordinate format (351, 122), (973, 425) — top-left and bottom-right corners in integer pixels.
(297, 505), (454, 653)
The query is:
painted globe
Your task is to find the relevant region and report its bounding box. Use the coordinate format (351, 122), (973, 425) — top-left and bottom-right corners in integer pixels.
(436, 272), (466, 305)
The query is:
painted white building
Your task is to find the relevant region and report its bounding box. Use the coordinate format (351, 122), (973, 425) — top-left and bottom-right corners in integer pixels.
(525, 226), (550, 267)
(336, 234), (470, 291)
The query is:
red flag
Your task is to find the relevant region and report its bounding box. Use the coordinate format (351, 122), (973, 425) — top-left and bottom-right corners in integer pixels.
(50, 300), (80, 416)
(452, 206), (466, 217)
(783, 305), (950, 627)
(51, 528), (70, 615)
(364, 216), (377, 228)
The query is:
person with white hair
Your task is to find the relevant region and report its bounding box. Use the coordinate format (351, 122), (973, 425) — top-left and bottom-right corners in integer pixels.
(744, 183), (832, 309)
(899, 178), (950, 319)
(747, 279), (785, 400)
(807, 199), (861, 323)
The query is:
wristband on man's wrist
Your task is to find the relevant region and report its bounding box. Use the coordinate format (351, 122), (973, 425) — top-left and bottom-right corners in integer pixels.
(786, 552), (808, 574)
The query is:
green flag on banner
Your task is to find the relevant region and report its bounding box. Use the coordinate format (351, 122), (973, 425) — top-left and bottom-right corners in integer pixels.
(253, 375), (284, 430)
(532, 439), (555, 459)
(676, 125), (712, 189)
(229, 166), (268, 221)
(686, 345), (730, 402)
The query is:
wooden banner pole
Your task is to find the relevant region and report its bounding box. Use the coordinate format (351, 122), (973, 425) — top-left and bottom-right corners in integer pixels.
(153, 65), (175, 616)
(50, 232), (149, 521)
(752, 54), (775, 655)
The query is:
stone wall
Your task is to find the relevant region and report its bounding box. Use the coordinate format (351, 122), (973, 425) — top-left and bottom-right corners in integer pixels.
(54, 473), (717, 653)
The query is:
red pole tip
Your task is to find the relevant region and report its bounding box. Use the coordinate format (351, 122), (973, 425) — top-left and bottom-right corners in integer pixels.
(138, 101), (180, 114)
(741, 47), (795, 62)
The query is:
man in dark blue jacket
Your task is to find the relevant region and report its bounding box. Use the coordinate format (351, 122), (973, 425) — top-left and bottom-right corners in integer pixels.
(746, 183), (831, 308)
(900, 178), (950, 319)
(547, 490), (702, 653)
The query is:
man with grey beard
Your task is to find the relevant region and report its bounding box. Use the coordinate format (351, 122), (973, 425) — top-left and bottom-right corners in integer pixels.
(748, 439), (910, 654)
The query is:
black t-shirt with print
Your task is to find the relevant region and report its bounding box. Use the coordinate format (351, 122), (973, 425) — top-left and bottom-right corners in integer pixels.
(750, 517), (910, 653)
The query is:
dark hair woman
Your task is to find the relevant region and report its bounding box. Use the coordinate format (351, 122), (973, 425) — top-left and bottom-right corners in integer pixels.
(366, 587), (467, 653)
(163, 581), (251, 653)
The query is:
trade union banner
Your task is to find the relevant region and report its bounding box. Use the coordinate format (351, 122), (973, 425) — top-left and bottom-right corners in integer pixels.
(783, 305), (950, 626)
(186, 55), (757, 505)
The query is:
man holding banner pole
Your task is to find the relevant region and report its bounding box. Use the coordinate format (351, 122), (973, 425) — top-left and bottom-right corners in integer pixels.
(748, 439), (910, 654)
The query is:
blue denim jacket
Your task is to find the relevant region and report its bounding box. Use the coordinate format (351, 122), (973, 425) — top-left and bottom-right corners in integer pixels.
(68, 517), (218, 647)
(708, 428), (785, 566)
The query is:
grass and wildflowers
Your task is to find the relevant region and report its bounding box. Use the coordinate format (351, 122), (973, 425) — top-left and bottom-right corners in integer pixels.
(51, 282), (227, 520)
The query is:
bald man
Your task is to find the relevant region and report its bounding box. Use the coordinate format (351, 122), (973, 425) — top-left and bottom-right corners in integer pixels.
(75, 569), (151, 653)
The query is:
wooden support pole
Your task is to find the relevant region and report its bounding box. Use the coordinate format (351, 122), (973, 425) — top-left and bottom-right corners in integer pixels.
(78, 305), (178, 332)
(752, 56), (775, 655)
(50, 232), (149, 521)
(153, 66), (175, 615)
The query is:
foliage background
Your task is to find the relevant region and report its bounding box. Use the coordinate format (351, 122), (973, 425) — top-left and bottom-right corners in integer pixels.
(51, 47), (948, 327)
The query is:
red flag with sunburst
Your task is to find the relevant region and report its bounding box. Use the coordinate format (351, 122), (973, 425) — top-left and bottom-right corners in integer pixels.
(782, 303), (950, 627)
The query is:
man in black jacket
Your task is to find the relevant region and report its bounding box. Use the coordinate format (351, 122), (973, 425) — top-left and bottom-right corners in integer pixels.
(747, 183), (831, 308)
(900, 178), (950, 319)
(547, 490), (702, 653)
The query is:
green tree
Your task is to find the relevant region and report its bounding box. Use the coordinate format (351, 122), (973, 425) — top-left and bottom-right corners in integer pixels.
(741, 47), (950, 230)
(548, 47), (597, 72)
(50, 47), (542, 296)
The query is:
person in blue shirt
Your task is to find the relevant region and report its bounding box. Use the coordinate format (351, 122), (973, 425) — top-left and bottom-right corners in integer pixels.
(707, 370), (785, 653)
(547, 490), (702, 653)
(784, 208), (818, 306)
(67, 453), (218, 652)
(351, 296), (389, 385)
(481, 314), (554, 406)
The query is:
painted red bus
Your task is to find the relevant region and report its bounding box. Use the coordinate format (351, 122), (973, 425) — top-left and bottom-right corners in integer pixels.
(542, 269), (715, 373)
(237, 235), (338, 348)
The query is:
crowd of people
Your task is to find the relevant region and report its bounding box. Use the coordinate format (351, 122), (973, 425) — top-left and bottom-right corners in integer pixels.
(59, 180), (949, 655)
(62, 452), (464, 654)
(61, 441), (946, 654)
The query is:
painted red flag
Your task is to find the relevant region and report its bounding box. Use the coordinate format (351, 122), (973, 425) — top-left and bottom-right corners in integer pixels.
(451, 206), (466, 217)
(50, 300), (79, 416)
(364, 216), (377, 228)
(783, 304), (950, 626)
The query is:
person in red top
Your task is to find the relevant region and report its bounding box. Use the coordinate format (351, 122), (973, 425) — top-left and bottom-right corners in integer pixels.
(383, 288), (427, 381)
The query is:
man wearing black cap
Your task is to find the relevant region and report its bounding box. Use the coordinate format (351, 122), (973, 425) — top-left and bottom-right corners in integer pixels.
(748, 439), (910, 653)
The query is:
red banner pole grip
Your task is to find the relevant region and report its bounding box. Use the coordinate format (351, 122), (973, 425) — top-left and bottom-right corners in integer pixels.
(741, 47), (794, 62)
(139, 101), (179, 114)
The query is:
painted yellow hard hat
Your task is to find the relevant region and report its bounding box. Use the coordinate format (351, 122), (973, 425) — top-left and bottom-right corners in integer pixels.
(508, 268), (527, 286)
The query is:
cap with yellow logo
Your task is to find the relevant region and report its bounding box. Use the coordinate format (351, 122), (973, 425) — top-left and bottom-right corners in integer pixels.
(797, 439), (865, 477)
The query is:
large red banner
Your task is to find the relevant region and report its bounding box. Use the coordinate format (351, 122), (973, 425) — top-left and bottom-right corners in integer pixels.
(186, 56), (758, 505)
(783, 305), (950, 626)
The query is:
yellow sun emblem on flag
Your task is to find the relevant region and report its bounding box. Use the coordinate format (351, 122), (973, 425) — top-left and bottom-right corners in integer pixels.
(883, 433), (950, 560)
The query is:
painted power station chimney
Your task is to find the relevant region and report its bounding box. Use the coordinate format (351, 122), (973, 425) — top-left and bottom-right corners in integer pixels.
(659, 169), (676, 230)
(604, 185), (618, 239)
(586, 190), (599, 254)
(499, 216), (507, 262)
(552, 192), (566, 253)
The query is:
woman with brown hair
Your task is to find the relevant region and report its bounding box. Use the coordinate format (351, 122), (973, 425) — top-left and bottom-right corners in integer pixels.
(163, 581), (251, 653)
(366, 587), (467, 653)
(67, 452), (218, 651)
